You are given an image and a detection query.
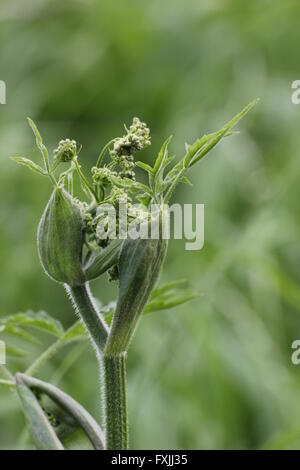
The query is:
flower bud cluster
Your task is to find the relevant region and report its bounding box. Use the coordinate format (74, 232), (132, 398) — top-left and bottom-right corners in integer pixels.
(109, 187), (131, 207)
(110, 117), (151, 180)
(61, 118), (153, 280)
(91, 166), (118, 186)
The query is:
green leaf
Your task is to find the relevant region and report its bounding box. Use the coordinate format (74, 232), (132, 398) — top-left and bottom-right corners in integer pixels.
(179, 175), (193, 187)
(1, 324), (41, 345)
(97, 301), (116, 327)
(16, 374), (64, 450)
(155, 156), (176, 195)
(152, 136), (173, 193)
(27, 117), (43, 145)
(136, 193), (152, 207)
(145, 290), (198, 313)
(135, 161), (153, 174)
(109, 173), (153, 196)
(150, 279), (188, 298)
(183, 132), (219, 168)
(153, 135), (173, 175)
(10, 157), (47, 176)
(24, 322), (87, 377)
(163, 99), (259, 203)
(144, 279), (199, 314)
(189, 99), (259, 168)
(90, 270), (197, 332)
(0, 311), (64, 338)
(61, 320), (87, 343)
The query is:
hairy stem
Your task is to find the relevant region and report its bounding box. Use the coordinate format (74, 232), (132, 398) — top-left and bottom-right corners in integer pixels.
(104, 352), (128, 450)
(66, 283), (109, 356)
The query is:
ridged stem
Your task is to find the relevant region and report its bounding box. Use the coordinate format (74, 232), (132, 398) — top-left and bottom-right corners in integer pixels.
(104, 352), (128, 450)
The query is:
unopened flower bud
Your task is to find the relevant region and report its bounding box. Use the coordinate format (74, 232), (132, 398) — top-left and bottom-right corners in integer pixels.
(37, 188), (86, 286)
(53, 139), (77, 163)
(105, 209), (168, 354)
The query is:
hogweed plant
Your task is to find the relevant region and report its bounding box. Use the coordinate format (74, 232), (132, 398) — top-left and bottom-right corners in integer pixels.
(0, 100), (258, 450)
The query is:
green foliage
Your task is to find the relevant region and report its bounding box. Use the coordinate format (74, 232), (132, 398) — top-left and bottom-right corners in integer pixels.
(0, 311), (64, 357)
(60, 320), (86, 343)
(0, 276), (196, 381)
(9, 157), (47, 176)
(0, 311), (64, 338)
(27, 118), (51, 175)
(19, 374), (105, 450)
(163, 99), (258, 203)
(0, 311), (86, 370)
(38, 188), (86, 286)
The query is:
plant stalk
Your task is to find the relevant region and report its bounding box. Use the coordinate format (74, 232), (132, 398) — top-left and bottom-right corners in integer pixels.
(65, 283), (108, 356)
(66, 282), (120, 449)
(104, 352), (128, 450)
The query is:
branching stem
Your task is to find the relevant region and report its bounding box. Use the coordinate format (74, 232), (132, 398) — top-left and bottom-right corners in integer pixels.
(66, 282), (129, 450)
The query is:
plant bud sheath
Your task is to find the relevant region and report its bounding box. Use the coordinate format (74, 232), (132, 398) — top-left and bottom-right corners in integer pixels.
(38, 188), (86, 287)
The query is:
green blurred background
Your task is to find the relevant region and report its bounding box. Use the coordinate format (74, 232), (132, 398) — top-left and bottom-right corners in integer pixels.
(1, 0), (300, 450)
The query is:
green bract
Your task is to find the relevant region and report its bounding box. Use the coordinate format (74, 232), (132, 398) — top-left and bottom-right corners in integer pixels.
(38, 188), (86, 286)
(105, 212), (168, 355)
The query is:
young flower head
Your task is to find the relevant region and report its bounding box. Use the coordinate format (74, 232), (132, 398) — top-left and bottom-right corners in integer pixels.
(91, 166), (118, 186)
(53, 139), (77, 163)
(112, 117), (151, 156)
